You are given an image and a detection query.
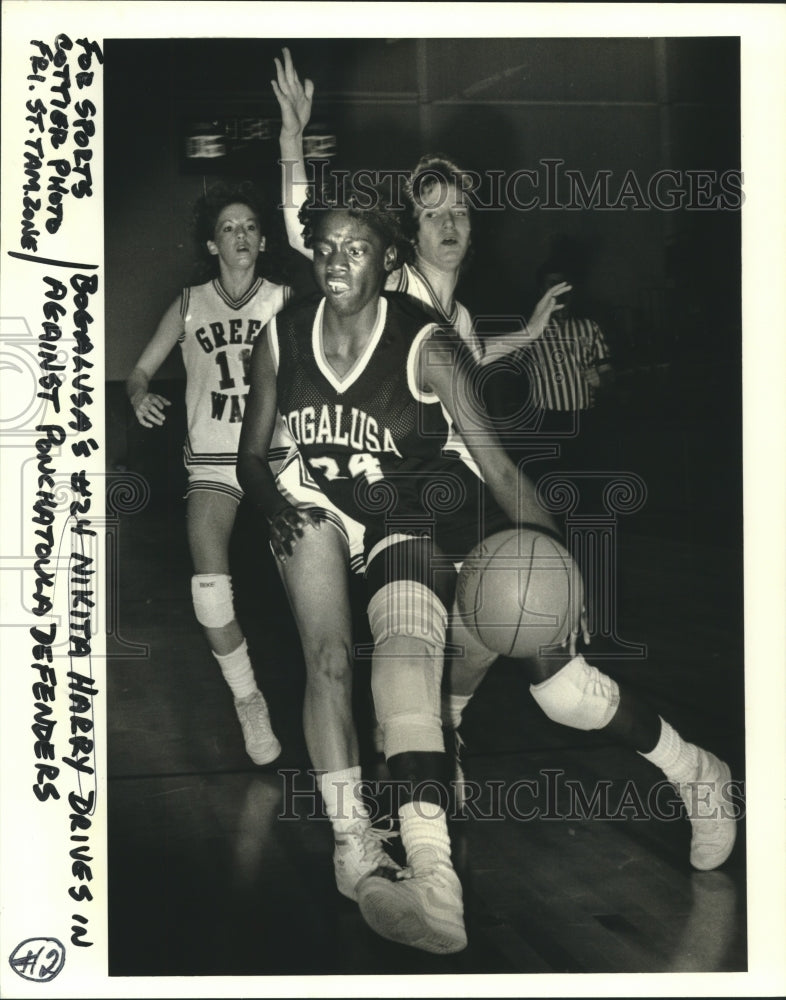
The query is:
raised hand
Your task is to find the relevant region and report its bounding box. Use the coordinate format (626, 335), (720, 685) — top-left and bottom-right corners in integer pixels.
(525, 281), (572, 341)
(272, 46), (314, 138)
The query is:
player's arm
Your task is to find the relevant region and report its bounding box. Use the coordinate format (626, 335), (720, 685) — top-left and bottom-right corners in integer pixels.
(418, 326), (559, 535)
(422, 328), (586, 652)
(236, 328), (319, 560)
(272, 46), (314, 261)
(126, 296), (183, 427)
(478, 281), (572, 365)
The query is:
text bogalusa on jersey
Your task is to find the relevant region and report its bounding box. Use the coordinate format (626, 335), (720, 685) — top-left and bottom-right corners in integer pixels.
(283, 403), (403, 456)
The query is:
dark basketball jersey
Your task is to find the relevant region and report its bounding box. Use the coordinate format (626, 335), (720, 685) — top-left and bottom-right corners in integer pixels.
(270, 292), (511, 559)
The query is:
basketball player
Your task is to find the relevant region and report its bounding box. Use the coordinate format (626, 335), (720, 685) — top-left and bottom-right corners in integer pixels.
(238, 196), (737, 955)
(272, 45), (570, 357)
(131, 54), (444, 931)
(126, 182), (286, 766)
(271, 43), (570, 761)
(128, 180), (397, 906)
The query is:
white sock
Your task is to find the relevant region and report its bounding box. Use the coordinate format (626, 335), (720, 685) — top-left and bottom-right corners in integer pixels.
(639, 717), (699, 783)
(442, 693), (472, 730)
(400, 800), (451, 871)
(213, 639), (258, 701)
(318, 766), (369, 833)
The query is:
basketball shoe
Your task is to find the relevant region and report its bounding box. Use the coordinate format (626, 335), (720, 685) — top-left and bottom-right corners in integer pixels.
(677, 748), (737, 871)
(333, 820), (402, 902)
(356, 847), (467, 954)
(234, 690), (281, 765)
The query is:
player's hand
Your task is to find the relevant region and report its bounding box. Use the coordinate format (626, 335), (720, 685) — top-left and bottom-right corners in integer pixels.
(132, 391), (171, 428)
(524, 282), (572, 342)
(269, 503), (320, 562)
(272, 46), (314, 138)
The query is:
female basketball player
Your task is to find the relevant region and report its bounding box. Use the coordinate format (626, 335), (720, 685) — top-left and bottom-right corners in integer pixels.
(269, 46), (572, 878)
(126, 182), (287, 767)
(269, 42), (571, 844)
(238, 196), (737, 955)
(273, 45), (570, 357)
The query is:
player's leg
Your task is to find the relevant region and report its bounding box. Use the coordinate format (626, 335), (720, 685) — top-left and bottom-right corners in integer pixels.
(276, 508), (400, 901)
(438, 491), (518, 731)
(356, 535), (466, 955)
(526, 648), (736, 870)
(278, 514), (356, 773)
(441, 605), (499, 809)
(440, 522), (737, 871)
(443, 604), (498, 727)
(187, 485), (281, 765)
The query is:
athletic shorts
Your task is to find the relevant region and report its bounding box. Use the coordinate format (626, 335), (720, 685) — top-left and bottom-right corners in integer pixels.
(275, 451), (367, 575)
(364, 468), (513, 569)
(183, 458), (243, 503)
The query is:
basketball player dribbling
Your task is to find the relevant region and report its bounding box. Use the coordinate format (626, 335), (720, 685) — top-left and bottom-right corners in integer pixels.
(126, 182), (286, 767)
(269, 43), (570, 843)
(128, 180), (403, 907)
(272, 47), (575, 752)
(238, 188), (738, 954)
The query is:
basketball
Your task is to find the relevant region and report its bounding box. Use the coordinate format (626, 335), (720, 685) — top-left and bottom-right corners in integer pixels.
(456, 528), (582, 658)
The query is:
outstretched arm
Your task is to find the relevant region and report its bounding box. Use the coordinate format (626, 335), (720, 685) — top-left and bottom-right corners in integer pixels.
(478, 281), (571, 365)
(272, 46), (314, 261)
(126, 297), (183, 427)
(418, 327), (559, 534)
(236, 329), (319, 560)
(421, 328), (587, 649)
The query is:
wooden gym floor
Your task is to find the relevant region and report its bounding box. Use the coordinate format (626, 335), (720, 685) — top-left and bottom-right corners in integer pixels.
(106, 479), (747, 981)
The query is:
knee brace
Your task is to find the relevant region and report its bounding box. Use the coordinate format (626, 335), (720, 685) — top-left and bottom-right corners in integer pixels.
(529, 654), (619, 731)
(191, 573), (235, 629)
(368, 580), (447, 757)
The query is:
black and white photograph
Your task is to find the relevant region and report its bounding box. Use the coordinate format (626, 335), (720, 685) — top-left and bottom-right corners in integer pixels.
(1, 3), (785, 997)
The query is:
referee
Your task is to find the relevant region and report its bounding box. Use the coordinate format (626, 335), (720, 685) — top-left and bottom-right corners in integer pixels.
(528, 262), (614, 440)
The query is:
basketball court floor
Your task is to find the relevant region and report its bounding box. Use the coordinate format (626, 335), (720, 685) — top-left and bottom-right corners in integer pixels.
(107, 481), (747, 979)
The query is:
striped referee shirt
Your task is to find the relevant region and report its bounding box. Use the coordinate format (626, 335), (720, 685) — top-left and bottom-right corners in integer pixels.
(527, 314), (611, 412)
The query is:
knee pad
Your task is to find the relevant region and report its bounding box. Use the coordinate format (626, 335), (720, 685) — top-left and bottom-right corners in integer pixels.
(368, 581), (447, 757)
(529, 654), (619, 731)
(191, 573), (235, 629)
(368, 578), (447, 643)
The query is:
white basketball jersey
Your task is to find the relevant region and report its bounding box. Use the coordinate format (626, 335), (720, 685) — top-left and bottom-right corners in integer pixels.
(386, 262), (482, 476)
(178, 277), (292, 466)
(386, 262), (481, 360)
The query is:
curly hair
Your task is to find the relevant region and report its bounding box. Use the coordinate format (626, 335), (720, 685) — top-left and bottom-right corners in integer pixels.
(193, 180), (267, 246)
(191, 180), (289, 284)
(297, 177), (413, 267)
